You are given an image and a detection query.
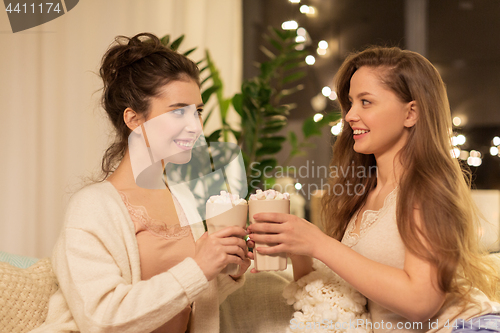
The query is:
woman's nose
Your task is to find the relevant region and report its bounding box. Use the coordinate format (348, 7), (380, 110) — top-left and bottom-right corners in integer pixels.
(345, 105), (359, 123)
(185, 113), (202, 133)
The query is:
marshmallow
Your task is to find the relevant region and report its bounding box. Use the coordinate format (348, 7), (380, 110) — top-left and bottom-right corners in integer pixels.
(249, 189), (290, 200)
(207, 191), (247, 205)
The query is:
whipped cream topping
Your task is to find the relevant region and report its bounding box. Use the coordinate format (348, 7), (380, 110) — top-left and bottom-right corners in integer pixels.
(207, 191), (247, 205)
(249, 189), (290, 201)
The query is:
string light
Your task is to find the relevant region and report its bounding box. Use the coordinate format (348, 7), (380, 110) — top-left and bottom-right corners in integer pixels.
(451, 134), (466, 146)
(331, 120), (343, 136)
(282, 20), (298, 30)
(318, 40), (328, 49)
(322, 86), (332, 97)
(453, 116), (462, 126)
(289, 0), (300, 3)
(493, 136), (500, 146)
(490, 147), (499, 156)
(313, 113), (324, 122)
(329, 91), (338, 100)
(305, 55), (316, 65)
(459, 150), (469, 161)
(295, 36), (306, 43)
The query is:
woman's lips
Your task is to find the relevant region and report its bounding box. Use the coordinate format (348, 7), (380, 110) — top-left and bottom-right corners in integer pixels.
(174, 139), (194, 151)
(352, 129), (370, 139)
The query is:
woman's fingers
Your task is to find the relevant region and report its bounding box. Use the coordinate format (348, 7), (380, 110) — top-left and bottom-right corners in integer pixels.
(247, 232), (282, 244)
(254, 244), (287, 255)
(212, 225), (247, 238)
(252, 212), (289, 223)
(224, 245), (247, 260)
(246, 251), (255, 260)
(247, 221), (284, 234)
(219, 236), (247, 249)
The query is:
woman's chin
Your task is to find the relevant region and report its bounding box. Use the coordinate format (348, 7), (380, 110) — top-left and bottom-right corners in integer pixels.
(169, 150), (193, 165)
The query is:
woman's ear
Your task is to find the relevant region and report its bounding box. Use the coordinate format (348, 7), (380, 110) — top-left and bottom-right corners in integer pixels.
(404, 101), (418, 128)
(123, 108), (143, 131)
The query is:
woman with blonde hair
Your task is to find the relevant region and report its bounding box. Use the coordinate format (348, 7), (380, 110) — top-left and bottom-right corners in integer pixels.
(248, 46), (500, 332)
(32, 32), (250, 333)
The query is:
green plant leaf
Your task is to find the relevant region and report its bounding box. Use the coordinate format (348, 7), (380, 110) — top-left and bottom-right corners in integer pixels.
(231, 129), (241, 142)
(288, 131), (298, 149)
(202, 106), (215, 127)
(201, 85), (220, 104)
(206, 129), (221, 143)
(170, 35), (185, 51)
(262, 177), (276, 190)
(283, 60), (306, 71)
(302, 117), (323, 138)
(279, 84), (305, 97)
(199, 65), (209, 74)
(271, 26), (291, 41)
(232, 93), (243, 117)
(259, 136), (286, 147)
(183, 47), (197, 57)
(160, 35), (170, 46)
(220, 98), (231, 120)
(200, 74), (212, 87)
(283, 71), (306, 84)
(256, 145), (282, 156)
(260, 45), (276, 60)
(261, 124), (286, 134)
(264, 34), (283, 52)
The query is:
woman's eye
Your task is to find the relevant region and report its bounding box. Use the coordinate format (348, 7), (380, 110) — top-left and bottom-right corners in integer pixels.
(362, 100), (370, 106)
(172, 109), (185, 115)
(196, 108), (203, 116)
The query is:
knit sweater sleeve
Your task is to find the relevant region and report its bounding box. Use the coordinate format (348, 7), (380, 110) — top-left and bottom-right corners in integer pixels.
(52, 184), (209, 333)
(216, 273), (246, 304)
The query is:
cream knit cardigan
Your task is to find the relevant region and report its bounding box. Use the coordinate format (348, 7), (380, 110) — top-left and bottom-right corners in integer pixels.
(30, 181), (244, 333)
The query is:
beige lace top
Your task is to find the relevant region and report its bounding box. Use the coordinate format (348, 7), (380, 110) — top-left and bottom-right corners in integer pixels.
(120, 191), (195, 333)
(341, 188), (500, 333)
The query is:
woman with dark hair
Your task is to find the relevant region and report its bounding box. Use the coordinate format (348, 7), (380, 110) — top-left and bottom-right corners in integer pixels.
(248, 46), (500, 332)
(32, 33), (250, 333)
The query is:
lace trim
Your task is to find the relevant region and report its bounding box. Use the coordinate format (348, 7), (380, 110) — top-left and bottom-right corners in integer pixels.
(119, 191), (190, 240)
(343, 187), (398, 247)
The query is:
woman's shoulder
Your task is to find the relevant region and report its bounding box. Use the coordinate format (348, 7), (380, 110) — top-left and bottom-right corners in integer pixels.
(69, 181), (120, 205)
(65, 181), (127, 227)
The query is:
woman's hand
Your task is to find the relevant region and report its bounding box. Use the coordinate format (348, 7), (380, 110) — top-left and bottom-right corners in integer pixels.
(194, 226), (248, 281)
(229, 255), (251, 279)
(246, 213), (326, 258)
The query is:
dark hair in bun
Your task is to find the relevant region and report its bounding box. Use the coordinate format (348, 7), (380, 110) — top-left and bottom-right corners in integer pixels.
(99, 32), (200, 178)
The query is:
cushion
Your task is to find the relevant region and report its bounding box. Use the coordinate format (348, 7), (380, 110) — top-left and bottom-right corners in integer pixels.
(220, 261), (295, 332)
(0, 251), (39, 269)
(0, 258), (59, 332)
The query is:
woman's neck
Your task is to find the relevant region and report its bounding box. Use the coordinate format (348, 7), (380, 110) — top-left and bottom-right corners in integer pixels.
(107, 150), (149, 190)
(374, 151), (402, 190)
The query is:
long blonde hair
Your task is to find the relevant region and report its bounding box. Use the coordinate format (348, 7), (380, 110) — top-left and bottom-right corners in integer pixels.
(322, 46), (499, 303)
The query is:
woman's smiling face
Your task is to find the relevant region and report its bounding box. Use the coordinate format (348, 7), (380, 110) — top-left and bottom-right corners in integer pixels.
(345, 66), (415, 160)
(144, 78), (204, 164)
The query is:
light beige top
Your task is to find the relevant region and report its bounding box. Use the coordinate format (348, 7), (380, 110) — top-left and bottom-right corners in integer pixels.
(341, 188), (500, 333)
(120, 191), (195, 333)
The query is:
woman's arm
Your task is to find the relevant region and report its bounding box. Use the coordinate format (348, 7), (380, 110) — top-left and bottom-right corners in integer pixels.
(290, 255), (313, 281)
(247, 210), (446, 322)
(56, 227), (208, 333)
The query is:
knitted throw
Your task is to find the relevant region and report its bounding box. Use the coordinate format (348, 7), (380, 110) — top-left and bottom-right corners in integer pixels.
(283, 259), (372, 333)
(0, 258), (58, 332)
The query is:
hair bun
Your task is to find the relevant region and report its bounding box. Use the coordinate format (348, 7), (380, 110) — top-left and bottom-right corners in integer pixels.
(100, 32), (166, 86)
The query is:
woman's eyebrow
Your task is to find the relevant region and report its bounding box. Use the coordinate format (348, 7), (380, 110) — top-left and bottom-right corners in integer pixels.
(348, 92), (373, 100)
(168, 103), (205, 108)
